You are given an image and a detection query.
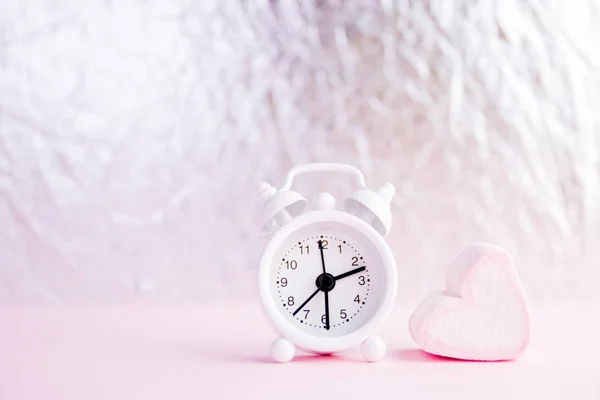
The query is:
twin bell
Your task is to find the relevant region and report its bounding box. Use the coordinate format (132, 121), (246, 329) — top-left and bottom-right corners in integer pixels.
(256, 164), (395, 237)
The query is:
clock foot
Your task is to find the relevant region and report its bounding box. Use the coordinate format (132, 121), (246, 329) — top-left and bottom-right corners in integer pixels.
(270, 337), (295, 363)
(361, 336), (386, 362)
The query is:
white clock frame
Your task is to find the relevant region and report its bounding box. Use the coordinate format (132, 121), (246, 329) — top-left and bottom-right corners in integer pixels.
(259, 210), (397, 357)
(256, 163), (398, 363)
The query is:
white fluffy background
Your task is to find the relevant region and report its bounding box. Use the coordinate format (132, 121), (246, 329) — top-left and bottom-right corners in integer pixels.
(1, 0), (599, 303)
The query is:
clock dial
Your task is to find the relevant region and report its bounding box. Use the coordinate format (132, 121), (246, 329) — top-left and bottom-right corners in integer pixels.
(271, 232), (382, 337)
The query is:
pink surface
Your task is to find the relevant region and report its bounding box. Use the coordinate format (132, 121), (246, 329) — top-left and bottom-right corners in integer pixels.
(410, 244), (530, 361)
(1, 302), (599, 400)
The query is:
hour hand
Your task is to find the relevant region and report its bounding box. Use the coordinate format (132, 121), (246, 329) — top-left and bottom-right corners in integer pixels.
(333, 266), (366, 281)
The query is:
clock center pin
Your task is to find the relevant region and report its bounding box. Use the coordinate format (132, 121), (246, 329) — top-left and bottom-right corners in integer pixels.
(315, 273), (336, 292)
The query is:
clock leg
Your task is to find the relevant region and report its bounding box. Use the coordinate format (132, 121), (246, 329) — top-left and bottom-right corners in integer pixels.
(270, 337), (295, 363)
(361, 336), (386, 362)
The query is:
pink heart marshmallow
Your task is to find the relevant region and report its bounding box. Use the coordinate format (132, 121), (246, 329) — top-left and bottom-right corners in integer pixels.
(409, 243), (531, 361)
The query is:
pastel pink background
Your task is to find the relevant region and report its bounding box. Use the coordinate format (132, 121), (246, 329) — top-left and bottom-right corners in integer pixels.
(2, 3), (600, 398)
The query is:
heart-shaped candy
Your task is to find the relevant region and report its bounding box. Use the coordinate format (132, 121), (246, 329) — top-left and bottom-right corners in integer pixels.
(409, 243), (530, 361)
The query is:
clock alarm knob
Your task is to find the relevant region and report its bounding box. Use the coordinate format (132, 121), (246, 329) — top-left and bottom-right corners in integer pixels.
(311, 192), (336, 210)
(257, 182), (307, 235)
(344, 183), (395, 236)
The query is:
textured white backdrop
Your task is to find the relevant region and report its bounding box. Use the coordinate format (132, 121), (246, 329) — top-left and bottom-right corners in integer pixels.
(1, 0), (599, 303)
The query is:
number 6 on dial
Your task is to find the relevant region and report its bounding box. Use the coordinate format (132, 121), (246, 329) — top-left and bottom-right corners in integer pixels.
(257, 163), (397, 363)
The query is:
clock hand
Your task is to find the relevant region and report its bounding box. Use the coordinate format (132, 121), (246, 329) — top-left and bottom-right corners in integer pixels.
(324, 290), (330, 330)
(292, 287), (321, 317)
(333, 266), (366, 281)
(318, 240), (327, 273)
(293, 241), (332, 326)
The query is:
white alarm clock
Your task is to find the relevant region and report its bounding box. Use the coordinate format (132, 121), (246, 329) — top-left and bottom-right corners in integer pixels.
(257, 163), (397, 363)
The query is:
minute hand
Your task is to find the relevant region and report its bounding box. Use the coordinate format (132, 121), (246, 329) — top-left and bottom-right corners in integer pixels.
(334, 266), (366, 281)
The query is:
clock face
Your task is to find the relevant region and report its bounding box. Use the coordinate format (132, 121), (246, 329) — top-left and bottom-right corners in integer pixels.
(269, 227), (385, 337)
